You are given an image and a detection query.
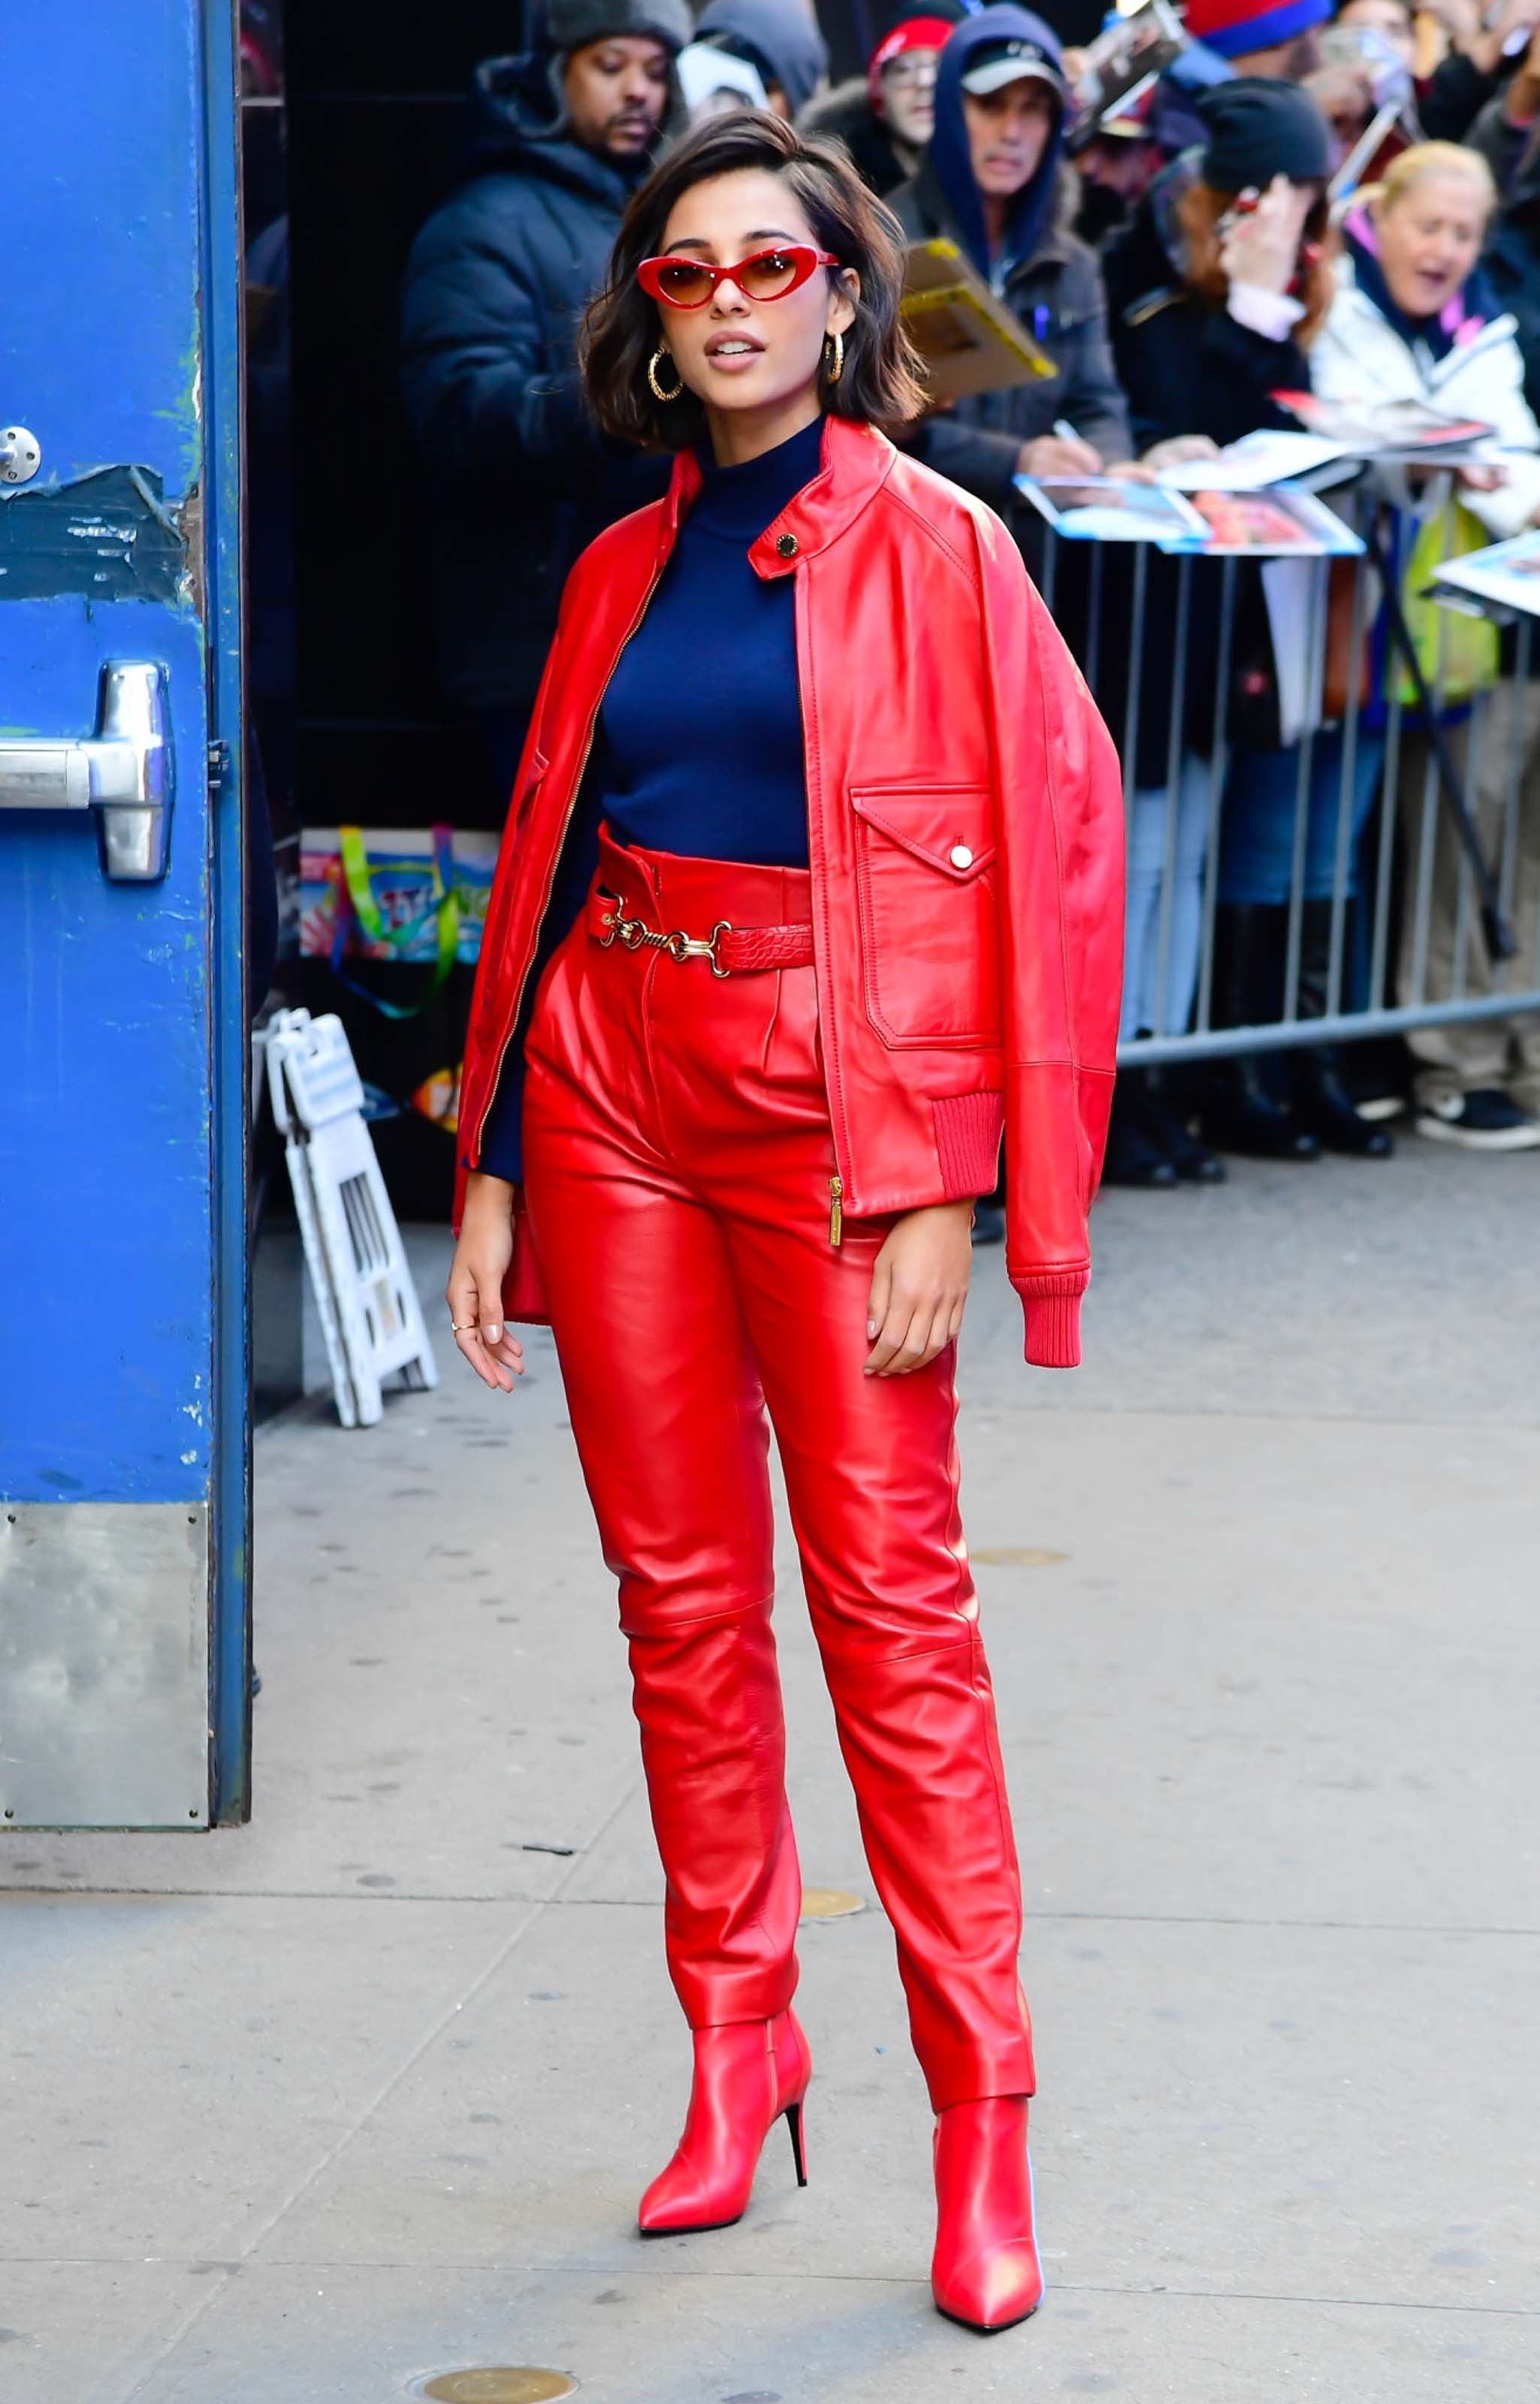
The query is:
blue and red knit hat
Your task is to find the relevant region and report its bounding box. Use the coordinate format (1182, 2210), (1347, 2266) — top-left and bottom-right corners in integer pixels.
(1185, 0), (1331, 61)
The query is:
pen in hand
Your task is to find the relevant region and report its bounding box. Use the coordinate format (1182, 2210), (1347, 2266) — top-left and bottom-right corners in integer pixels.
(1034, 418), (1103, 477)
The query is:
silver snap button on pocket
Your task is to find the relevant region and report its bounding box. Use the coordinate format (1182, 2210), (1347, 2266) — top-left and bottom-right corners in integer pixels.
(949, 844), (974, 869)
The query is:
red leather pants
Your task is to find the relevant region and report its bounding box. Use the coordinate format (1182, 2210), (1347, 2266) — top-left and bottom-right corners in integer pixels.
(521, 833), (1034, 2111)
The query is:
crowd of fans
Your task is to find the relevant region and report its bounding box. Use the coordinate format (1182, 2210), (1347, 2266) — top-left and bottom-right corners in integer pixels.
(400, 0), (1540, 1187)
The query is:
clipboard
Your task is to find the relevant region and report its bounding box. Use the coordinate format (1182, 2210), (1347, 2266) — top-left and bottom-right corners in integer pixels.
(901, 238), (1058, 403)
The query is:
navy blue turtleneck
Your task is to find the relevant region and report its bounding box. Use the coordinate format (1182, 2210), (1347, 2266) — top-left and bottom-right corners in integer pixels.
(474, 413), (820, 1185)
(598, 412), (819, 866)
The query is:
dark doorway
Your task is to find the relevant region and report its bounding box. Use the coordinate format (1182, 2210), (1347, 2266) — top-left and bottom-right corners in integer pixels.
(284, 4), (531, 839)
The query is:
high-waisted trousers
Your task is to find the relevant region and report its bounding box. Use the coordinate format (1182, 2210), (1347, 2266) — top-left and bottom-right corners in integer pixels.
(521, 831), (1035, 2111)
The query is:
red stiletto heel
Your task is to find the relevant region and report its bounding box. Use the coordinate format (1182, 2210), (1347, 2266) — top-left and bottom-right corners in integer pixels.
(638, 2007), (812, 2236)
(929, 2095), (1043, 2334)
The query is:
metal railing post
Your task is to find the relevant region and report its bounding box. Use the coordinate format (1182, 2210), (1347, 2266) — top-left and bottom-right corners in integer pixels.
(1408, 500), (1454, 1007)
(1085, 539), (1104, 702)
(1195, 557), (1236, 1034)
(1282, 558), (1327, 1022)
(1152, 554), (1193, 1034)
(1326, 496), (1372, 1016)
(1119, 545), (1147, 840)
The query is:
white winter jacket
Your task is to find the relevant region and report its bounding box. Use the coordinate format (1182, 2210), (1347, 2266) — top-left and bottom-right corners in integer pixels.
(1312, 256), (1540, 539)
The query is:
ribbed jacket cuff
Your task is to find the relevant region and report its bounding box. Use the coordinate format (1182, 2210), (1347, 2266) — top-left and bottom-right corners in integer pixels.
(1014, 1275), (1087, 1370)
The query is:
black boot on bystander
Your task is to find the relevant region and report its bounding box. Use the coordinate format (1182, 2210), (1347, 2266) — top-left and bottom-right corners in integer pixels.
(1201, 904), (1321, 1161)
(1289, 899), (1394, 1157)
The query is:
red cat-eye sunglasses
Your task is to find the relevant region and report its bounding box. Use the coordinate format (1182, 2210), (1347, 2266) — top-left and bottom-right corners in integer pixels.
(637, 245), (841, 310)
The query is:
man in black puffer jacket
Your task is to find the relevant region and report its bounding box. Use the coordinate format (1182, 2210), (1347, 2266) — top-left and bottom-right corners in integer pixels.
(400, 0), (690, 785)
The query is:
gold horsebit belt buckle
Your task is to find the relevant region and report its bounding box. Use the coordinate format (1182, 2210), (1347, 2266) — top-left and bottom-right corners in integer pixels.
(599, 908), (733, 977)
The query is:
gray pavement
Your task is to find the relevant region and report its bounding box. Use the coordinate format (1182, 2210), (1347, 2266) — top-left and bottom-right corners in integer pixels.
(4, 1144), (1538, 2402)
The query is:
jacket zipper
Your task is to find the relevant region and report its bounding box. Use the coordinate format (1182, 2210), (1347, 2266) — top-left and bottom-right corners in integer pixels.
(1428, 315), (1516, 383)
(793, 554), (857, 1223)
(470, 555), (669, 1162)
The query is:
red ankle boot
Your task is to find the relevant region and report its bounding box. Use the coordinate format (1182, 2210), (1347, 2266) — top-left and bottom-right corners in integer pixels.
(930, 2094), (1043, 2333)
(637, 2007), (811, 2236)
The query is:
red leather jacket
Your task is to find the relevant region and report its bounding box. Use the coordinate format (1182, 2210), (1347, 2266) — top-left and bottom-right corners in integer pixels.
(459, 416), (1124, 1367)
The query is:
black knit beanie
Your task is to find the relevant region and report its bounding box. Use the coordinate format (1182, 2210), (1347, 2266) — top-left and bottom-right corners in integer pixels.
(544, 0), (693, 53)
(1197, 77), (1333, 192)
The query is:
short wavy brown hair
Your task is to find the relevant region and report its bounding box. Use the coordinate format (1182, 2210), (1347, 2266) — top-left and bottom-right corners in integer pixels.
(582, 110), (926, 449)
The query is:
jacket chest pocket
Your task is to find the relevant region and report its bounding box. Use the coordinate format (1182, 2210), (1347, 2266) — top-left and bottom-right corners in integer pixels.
(850, 785), (1001, 1049)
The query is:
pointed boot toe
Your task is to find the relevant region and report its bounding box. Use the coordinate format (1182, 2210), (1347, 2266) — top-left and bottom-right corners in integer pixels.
(930, 2095), (1043, 2335)
(932, 2236), (1045, 2334)
(638, 2008), (811, 2238)
(637, 2160), (743, 2237)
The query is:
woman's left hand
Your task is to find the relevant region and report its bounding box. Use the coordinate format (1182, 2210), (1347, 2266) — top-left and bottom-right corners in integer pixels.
(863, 1201), (974, 1376)
(1141, 434), (1221, 472)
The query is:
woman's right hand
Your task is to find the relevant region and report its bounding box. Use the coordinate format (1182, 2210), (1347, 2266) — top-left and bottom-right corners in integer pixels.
(1218, 175), (1312, 298)
(446, 1170), (525, 1391)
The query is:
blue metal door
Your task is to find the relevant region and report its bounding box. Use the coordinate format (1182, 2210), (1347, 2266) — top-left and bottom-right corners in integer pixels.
(0, 3), (248, 1825)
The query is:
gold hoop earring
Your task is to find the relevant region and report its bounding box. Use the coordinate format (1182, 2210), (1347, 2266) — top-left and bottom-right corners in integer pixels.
(823, 329), (845, 388)
(648, 345), (684, 403)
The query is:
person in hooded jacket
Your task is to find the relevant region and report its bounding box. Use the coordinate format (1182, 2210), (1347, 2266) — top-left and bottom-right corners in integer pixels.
(890, 6), (1134, 506)
(693, 0), (829, 122)
(400, 0), (691, 796)
(799, 1), (966, 201)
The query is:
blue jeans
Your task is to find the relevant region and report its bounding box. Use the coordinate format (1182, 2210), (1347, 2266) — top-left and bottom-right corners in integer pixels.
(1219, 732), (1388, 907)
(1122, 754), (1212, 1040)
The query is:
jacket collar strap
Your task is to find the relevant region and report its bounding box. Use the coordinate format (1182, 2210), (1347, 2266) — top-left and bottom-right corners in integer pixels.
(662, 418), (895, 575)
(662, 417), (896, 577)
(748, 416), (895, 580)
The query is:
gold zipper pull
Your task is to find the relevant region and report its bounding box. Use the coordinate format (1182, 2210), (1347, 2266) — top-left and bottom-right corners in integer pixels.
(828, 1174), (843, 1248)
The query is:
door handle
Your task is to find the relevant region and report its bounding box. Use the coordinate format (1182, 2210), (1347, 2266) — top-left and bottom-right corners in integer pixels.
(0, 660), (173, 880)
(0, 426), (41, 484)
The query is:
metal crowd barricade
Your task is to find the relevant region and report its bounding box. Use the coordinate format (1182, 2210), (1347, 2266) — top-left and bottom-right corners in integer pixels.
(1032, 470), (1540, 1065)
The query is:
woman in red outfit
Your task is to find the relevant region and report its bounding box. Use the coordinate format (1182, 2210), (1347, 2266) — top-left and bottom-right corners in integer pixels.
(448, 110), (1122, 2335)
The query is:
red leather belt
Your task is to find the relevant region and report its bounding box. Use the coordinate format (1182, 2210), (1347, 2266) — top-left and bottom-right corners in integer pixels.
(588, 890), (814, 977)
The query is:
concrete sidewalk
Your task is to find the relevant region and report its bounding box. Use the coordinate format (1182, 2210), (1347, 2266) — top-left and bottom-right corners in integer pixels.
(4, 1145), (1538, 2402)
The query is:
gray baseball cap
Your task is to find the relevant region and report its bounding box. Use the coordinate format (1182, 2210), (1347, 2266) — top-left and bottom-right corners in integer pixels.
(959, 35), (1066, 96)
